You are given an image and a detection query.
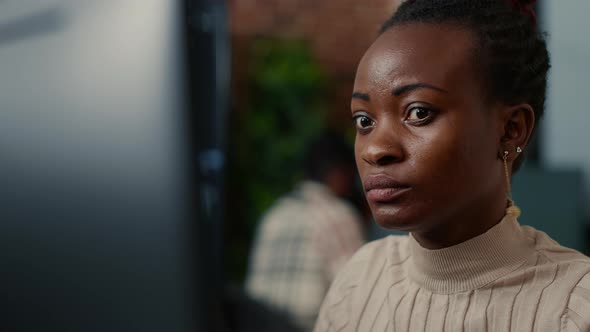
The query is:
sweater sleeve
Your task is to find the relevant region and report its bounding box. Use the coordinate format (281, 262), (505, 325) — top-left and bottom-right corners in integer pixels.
(562, 271), (590, 331)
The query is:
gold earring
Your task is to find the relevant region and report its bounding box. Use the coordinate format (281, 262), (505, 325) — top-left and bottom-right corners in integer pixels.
(503, 150), (512, 200)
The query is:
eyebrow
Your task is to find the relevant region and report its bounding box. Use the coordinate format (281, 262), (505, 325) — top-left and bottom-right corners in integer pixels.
(392, 83), (448, 96)
(352, 83), (447, 101)
(351, 92), (370, 101)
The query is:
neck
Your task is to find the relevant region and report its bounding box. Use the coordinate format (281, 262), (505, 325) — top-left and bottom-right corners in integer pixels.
(407, 202), (531, 294)
(411, 191), (508, 249)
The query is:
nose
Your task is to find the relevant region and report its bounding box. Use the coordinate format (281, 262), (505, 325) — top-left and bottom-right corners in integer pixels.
(360, 126), (404, 167)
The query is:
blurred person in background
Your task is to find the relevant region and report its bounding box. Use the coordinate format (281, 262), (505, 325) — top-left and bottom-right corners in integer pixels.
(314, 0), (590, 331)
(245, 132), (366, 331)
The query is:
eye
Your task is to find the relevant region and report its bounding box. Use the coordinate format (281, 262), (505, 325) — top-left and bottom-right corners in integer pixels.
(352, 114), (375, 131)
(406, 106), (436, 124)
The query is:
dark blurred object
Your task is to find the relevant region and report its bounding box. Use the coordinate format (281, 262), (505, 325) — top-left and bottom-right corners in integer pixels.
(222, 285), (301, 332)
(187, 0), (230, 331)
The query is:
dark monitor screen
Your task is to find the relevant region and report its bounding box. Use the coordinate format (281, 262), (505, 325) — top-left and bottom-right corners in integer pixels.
(0, 1), (219, 331)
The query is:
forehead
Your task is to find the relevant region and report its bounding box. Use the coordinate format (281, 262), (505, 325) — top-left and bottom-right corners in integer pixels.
(356, 23), (480, 92)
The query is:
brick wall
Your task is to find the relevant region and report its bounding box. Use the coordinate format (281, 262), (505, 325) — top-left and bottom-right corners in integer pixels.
(228, 0), (402, 128)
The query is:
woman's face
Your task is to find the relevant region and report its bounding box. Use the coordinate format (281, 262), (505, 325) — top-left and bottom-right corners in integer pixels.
(353, 24), (505, 232)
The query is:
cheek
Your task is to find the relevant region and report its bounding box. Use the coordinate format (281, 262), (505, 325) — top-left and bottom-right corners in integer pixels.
(354, 136), (365, 173)
(410, 115), (495, 196)
(409, 135), (457, 188)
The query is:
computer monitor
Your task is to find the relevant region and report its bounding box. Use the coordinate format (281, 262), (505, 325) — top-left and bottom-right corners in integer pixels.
(0, 1), (228, 330)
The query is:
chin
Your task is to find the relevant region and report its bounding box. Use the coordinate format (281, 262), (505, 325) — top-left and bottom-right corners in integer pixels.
(371, 203), (428, 232)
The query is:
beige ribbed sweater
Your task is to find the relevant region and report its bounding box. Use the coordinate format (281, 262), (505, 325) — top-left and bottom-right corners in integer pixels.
(314, 206), (590, 331)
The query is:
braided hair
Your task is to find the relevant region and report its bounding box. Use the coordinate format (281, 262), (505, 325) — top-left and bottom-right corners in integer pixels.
(380, 0), (550, 172)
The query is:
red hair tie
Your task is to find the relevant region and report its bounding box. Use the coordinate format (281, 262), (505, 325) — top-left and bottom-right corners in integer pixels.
(507, 0), (538, 26)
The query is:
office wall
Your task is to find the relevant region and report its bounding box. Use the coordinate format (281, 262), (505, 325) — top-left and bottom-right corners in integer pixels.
(543, 0), (590, 214)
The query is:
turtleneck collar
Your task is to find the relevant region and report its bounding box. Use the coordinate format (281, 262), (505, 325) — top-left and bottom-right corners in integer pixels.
(407, 205), (535, 294)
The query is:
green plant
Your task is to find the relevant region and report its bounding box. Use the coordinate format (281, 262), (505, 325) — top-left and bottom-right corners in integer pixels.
(226, 38), (328, 282)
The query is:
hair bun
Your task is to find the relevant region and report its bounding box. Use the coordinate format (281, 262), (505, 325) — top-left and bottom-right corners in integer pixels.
(515, 0), (536, 5)
(507, 0), (537, 25)
(517, 0), (537, 5)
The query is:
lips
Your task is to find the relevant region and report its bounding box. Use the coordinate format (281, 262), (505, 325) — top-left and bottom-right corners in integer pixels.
(363, 174), (411, 203)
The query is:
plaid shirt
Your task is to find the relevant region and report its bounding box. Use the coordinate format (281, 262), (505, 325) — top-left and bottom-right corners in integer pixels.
(246, 181), (366, 331)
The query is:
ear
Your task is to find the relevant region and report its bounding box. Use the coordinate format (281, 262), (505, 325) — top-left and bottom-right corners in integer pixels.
(498, 103), (535, 161)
